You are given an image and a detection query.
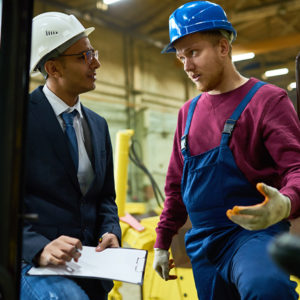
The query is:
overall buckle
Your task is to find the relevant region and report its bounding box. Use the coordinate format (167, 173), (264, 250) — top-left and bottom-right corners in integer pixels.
(181, 135), (187, 151)
(222, 119), (236, 136)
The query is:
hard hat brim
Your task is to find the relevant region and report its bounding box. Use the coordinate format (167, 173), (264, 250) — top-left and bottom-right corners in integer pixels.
(161, 42), (176, 54)
(84, 27), (95, 36)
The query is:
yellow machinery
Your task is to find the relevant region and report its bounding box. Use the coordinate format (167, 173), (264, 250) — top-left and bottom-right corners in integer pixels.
(114, 129), (134, 218)
(109, 129), (300, 300)
(108, 129), (198, 300)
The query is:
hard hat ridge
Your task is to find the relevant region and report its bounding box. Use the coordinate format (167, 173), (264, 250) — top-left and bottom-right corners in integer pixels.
(37, 31), (88, 78)
(162, 1), (237, 53)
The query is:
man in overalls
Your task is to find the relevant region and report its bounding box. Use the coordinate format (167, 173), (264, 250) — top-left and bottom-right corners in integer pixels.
(153, 1), (300, 299)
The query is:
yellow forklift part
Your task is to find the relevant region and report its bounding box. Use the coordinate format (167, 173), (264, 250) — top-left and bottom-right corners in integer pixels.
(108, 280), (123, 300)
(122, 220), (156, 251)
(125, 202), (147, 215)
(291, 276), (300, 296)
(114, 129), (134, 217)
(142, 248), (198, 300)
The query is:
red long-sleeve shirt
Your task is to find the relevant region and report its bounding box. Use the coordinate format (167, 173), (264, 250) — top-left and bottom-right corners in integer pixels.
(155, 78), (300, 250)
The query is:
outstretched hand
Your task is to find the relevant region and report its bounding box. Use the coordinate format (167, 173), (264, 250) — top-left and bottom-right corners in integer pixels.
(226, 183), (291, 230)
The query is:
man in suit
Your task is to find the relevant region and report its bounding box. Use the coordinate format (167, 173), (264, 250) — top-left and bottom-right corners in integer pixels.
(20, 12), (121, 300)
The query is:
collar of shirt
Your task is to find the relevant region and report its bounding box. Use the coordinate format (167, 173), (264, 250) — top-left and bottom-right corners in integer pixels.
(42, 84), (83, 118)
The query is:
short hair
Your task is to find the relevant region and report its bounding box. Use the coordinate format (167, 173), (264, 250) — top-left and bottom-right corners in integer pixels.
(198, 30), (233, 57)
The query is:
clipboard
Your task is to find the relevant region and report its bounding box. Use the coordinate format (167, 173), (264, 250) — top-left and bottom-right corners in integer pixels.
(27, 247), (148, 285)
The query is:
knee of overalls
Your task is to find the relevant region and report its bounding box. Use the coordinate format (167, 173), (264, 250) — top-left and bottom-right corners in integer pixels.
(237, 272), (298, 300)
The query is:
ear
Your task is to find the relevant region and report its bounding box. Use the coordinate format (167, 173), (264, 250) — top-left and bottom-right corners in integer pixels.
(44, 60), (63, 78)
(218, 38), (230, 57)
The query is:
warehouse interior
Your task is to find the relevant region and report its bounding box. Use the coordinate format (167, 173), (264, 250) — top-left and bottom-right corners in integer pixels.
(31, 0), (300, 209)
(30, 1), (300, 299)
(0, 0), (300, 299)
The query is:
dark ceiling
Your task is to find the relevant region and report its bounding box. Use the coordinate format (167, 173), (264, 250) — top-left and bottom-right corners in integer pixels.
(35, 0), (300, 102)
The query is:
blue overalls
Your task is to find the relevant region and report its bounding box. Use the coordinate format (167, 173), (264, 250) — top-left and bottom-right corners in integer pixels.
(181, 82), (298, 300)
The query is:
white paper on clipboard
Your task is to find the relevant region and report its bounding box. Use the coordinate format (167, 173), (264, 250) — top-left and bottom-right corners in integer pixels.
(27, 247), (148, 285)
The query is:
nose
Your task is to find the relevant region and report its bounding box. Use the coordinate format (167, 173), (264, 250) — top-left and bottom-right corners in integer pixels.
(92, 56), (101, 69)
(184, 57), (194, 73)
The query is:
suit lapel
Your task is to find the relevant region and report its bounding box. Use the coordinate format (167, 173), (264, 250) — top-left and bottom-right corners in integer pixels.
(30, 87), (81, 192)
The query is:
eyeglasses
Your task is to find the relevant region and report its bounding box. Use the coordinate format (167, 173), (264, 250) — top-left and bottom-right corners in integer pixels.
(59, 50), (99, 65)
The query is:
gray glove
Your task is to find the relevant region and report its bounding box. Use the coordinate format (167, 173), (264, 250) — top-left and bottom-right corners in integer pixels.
(227, 183), (291, 230)
(153, 248), (170, 280)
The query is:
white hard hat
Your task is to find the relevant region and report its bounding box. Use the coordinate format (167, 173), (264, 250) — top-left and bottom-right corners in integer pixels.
(30, 12), (94, 75)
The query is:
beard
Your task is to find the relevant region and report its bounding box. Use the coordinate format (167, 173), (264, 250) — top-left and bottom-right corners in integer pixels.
(193, 61), (225, 92)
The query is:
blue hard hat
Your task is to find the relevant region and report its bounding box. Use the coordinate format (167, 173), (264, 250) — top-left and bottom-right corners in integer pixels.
(162, 1), (237, 53)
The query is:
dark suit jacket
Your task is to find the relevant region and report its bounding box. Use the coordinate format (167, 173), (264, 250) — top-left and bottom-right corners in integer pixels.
(23, 85), (121, 293)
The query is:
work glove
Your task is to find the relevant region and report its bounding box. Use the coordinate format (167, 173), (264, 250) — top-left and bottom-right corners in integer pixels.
(226, 183), (291, 230)
(153, 248), (177, 280)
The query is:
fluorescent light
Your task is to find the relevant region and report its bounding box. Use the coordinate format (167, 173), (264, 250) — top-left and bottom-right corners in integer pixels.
(103, 0), (122, 4)
(96, 1), (108, 10)
(287, 82), (296, 91)
(264, 68), (289, 78)
(232, 52), (255, 62)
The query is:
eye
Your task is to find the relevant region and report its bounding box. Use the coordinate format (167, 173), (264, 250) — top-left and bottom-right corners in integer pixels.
(85, 50), (93, 60)
(177, 56), (185, 64)
(191, 50), (198, 56)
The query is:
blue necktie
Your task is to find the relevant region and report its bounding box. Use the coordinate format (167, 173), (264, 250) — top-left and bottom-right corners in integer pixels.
(61, 110), (78, 171)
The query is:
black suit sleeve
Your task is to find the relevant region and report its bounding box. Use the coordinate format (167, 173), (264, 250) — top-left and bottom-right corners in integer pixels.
(22, 221), (51, 265)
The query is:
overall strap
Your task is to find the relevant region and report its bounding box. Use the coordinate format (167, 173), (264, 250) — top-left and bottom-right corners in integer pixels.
(221, 81), (266, 146)
(181, 94), (202, 158)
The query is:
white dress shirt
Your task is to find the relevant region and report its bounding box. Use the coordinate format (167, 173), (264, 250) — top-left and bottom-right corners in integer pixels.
(43, 85), (94, 195)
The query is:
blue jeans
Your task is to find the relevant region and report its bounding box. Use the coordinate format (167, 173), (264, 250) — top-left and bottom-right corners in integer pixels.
(20, 264), (108, 300)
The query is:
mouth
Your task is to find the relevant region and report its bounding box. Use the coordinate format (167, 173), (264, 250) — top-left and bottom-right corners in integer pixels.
(88, 73), (97, 81)
(190, 73), (201, 82)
